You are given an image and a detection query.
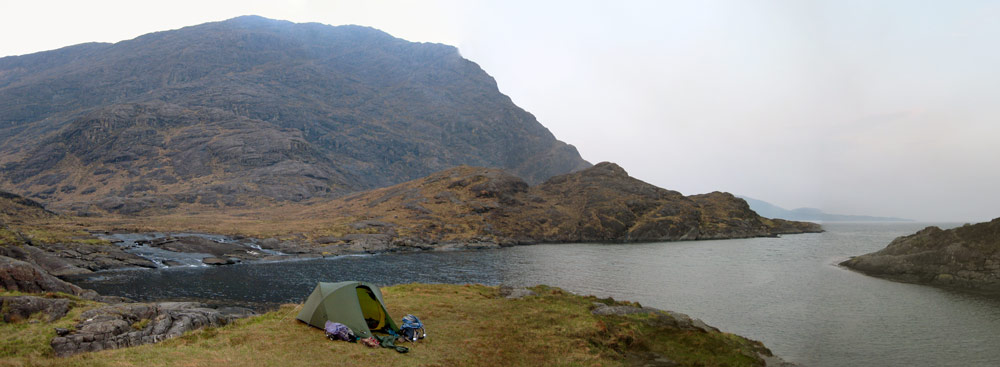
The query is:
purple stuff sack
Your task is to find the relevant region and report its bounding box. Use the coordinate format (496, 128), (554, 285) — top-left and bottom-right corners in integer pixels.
(324, 321), (355, 341)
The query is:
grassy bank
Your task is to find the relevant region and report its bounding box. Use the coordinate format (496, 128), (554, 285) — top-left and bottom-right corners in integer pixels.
(2, 284), (774, 366)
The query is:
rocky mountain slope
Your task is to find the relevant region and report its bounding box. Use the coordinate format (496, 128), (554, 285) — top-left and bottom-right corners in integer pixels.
(841, 218), (1000, 292)
(0, 16), (589, 213)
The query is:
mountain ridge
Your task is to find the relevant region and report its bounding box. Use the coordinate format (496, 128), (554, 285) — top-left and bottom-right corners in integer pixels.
(738, 196), (912, 222)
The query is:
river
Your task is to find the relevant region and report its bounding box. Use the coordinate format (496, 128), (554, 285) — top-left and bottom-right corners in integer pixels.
(67, 222), (1000, 366)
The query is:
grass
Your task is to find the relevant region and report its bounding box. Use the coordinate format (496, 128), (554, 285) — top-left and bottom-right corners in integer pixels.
(0, 284), (771, 367)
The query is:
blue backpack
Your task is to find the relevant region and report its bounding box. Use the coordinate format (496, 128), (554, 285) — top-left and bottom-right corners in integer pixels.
(399, 314), (426, 342)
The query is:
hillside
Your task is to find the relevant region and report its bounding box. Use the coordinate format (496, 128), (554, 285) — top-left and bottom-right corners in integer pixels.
(0, 190), (56, 246)
(285, 162), (823, 253)
(841, 218), (1000, 292)
(0, 16), (589, 214)
(0, 190), (54, 222)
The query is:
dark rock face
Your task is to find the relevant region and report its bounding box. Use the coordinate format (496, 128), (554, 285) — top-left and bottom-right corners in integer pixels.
(841, 218), (1000, 292)
(50, 302), (248, 357)
(0, 16), (589, 213)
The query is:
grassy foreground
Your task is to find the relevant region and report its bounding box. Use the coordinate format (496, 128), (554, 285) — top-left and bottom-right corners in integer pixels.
(2, 284), (773, 367)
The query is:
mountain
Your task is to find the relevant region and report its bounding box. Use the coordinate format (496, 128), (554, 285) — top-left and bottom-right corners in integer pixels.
(281, 162), (823, 254)
(841, 218), (1000, 293)
(738, 196), (912, 222)
(0, 16), (589, 213)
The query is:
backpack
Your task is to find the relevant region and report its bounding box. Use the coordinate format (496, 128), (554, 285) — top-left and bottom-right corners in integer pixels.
(399, 314), (426, 342)
(324, 321), (356, 342)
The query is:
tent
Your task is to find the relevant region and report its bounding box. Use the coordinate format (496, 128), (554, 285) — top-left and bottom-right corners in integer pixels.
(296, 281), (399, 338)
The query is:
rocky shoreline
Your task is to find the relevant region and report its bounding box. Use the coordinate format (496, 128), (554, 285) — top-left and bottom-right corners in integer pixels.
(1, 221), (826, 276)
(841, 218), (1000, 293)
(1, 254), (255, 357)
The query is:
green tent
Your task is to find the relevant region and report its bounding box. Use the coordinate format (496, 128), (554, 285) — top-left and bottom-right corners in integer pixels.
(296, 281), (399, 338)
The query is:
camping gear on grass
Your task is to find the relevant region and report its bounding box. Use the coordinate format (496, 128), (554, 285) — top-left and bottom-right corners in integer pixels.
(375, 334), (409, 353)
(360, 337), (380, 348)
(399, 314), (426, 342)
(297, 281), (400, 339)
(324, 321), (356, 342)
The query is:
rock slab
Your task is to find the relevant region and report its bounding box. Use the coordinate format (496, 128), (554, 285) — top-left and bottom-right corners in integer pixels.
(50, 302), (253, 357)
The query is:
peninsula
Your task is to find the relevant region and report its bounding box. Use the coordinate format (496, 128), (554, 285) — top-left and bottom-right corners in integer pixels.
(841, 218), (1000, 293)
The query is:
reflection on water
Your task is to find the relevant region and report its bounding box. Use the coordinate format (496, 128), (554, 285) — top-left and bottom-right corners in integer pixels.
(69, 223), (1000, 367)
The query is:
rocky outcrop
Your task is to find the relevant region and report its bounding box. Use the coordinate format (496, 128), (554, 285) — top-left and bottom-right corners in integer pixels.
(0, 242), (156, 276)
(590, 303), (720, 333)
(0, 191), (157, 274)
(841, 218), (1000, 292)
(149, 236), (260, 260)
(587, 300), (798, 366)
(296, 162), (822, 250)
(0, 255), (127, 302)
(202, 257), (237, 265)
(1, 295), (70, 322)
(0, 255), (88, 295)
(50, 302), (254, 357)
(763, 218), (824, 235)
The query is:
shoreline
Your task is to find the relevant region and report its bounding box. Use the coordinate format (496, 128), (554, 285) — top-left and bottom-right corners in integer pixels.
(41, 228), (825, 276)
(838, 259), (1000, 297)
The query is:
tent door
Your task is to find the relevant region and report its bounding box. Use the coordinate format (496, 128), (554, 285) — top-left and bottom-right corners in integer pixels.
(356, 286), (386, 330)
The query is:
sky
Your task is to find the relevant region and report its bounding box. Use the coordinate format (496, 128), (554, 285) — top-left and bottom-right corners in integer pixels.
(2, 0), (998, 222)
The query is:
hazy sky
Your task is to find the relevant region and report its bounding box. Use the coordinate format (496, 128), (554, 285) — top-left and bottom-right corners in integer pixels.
(2, 0), (998, 222)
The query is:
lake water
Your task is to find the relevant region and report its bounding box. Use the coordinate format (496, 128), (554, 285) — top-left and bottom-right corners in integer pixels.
(68, 222), (1000, 366)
